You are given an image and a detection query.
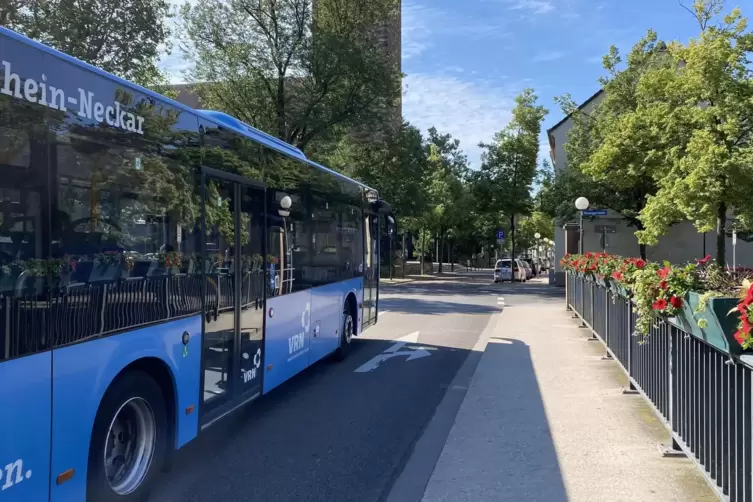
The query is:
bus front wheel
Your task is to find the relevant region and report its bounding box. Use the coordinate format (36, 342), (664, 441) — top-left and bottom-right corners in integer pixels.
(87, 370), (168, 502)
(333, 304), (355, 362)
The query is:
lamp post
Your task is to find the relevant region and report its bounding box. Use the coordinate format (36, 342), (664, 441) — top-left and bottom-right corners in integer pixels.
(276, 195), (292, 295)
(575, 197), (589, 254)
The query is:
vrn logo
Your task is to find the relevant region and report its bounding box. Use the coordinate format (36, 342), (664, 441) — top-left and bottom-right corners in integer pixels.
(242, 348), (262, 383)
(288, 332), (305, 354)
(0, 458), (32, 491)
(287, 302), (310, 360)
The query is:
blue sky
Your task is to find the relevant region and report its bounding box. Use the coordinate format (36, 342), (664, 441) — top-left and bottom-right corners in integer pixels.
(401, 0), (718, 168)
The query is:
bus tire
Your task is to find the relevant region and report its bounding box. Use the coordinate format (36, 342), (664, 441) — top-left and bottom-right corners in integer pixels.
(87, 370), (168, 502)
(333, 303), (355, 362)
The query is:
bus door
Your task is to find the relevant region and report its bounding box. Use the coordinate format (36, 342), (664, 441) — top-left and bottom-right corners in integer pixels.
(362, 212), (379, 328)
(200, 168), (266, 425)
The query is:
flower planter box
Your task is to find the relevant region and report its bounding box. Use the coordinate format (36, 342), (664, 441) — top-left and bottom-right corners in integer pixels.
(596, 277), (609, 288)
(676, 292), (742, 355)
(609, 281), (628, 298)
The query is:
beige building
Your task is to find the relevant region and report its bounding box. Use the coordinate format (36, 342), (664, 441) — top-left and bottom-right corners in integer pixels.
(547, 89), (753, 286)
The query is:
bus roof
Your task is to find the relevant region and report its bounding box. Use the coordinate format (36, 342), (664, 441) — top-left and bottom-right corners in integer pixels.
(0, 26), (377, 195)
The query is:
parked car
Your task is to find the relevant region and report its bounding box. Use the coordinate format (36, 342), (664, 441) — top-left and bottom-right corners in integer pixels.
(523, 257), (539, 277)
(524, 261), (534, 280)
(494, 259), (512, 283)
(494, 259), (527, 282)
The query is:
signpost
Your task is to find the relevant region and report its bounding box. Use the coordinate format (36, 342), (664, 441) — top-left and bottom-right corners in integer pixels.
(496, 230), (505, 261)
(583, 209), (608, 217)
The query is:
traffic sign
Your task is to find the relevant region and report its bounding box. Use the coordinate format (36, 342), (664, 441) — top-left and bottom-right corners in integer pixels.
(583, 209), (607, 216)
(496, 230), (505, 240)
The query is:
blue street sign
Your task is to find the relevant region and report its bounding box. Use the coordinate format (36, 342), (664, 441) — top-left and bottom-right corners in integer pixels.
(583, 209), (608, 216)
(496, 230), (505, 240)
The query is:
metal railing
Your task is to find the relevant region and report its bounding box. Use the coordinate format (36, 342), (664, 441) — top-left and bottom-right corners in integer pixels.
(566, 273), (752, 502)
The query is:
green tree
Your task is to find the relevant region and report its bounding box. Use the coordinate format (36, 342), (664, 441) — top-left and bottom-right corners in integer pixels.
(179, 0), (400, 151)
(550, 31), (676, 259)
(326, 121), (429, 222)
(3, 0), (172, 86)
(476, 89), (548, 260)
(422, 128), (468, 273)
(635, 1), (753, 266)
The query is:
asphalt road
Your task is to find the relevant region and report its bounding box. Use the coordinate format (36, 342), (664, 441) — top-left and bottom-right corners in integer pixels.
(150, 271), (533, 502)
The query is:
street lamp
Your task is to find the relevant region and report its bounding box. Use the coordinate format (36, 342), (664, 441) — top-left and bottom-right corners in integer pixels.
(575, 197), (589, 254)
(278, 195), (292, 217)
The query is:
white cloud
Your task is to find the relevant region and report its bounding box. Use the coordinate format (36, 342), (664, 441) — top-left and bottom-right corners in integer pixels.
(402, 2), (437, 60)
(403, 74), (519, 169)
(531, 51), (565, 62)
(402, 0), (510, 60)
(506, 0), (555, 14)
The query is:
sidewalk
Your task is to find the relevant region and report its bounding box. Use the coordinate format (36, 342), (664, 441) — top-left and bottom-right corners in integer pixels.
(420, 284), (716, 502)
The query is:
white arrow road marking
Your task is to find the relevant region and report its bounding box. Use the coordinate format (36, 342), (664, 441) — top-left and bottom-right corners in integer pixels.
(354, 331), (430, 372)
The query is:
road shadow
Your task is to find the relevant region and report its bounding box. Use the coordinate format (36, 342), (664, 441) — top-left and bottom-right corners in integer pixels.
(150, 337), (474, 502)
(423, 336), (568, 502)
(379, 297), (501, 315)
(382, 274), (563, 302)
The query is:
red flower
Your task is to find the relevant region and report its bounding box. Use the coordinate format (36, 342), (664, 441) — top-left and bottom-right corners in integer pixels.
(612, 271), (623, 281)
(696, 255), (711, 265)
(669, 296), (683, 309)
(657, 266), (671, 280)
(585, 252), (593, 258)
(735, 329), (746, 345)
(652, 298), (668, 311)
(742, 315), (752, 335)
(634, 259), (646, 269)
(659, 280), (668, 290)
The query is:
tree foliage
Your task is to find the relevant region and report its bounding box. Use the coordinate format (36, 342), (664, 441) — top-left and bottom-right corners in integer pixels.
(550, 1), (753, 265)
(2, 0), (172, 86)
(326, 121), (429, 222)
(179, 0), (401, 151)
(634, 3), (753, 266)
(474, 89), (548, 259)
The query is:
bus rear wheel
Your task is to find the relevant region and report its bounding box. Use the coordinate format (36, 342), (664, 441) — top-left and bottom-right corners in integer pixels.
(333, 304), (355, 362)
(87, 370), (168, 502)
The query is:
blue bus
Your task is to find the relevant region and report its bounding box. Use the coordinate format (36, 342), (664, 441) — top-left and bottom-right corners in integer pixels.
(0, 26), (393, 502)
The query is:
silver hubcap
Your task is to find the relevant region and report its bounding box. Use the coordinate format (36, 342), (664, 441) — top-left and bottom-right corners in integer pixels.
(104, 397), (156, 495)
(344, 314), (353, 344)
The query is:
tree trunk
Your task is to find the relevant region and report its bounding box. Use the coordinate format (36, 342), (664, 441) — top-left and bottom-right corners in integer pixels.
(634, 219), (647, 260)
(716, 201), (727, 267)
(276, 75), (286, 140)
(420, 230), (425, 276)
(510, 214), (516, 265)
(438, 231), (444, 274)
(431, 235), (439, 273)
